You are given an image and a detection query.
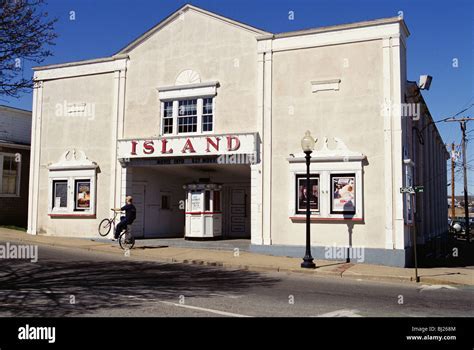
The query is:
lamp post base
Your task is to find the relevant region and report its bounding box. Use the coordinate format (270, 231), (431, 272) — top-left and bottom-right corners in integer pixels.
(301, 257), (316, 269)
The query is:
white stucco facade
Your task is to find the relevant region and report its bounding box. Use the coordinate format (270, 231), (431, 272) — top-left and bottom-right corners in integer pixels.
(27, 5), (447, 266)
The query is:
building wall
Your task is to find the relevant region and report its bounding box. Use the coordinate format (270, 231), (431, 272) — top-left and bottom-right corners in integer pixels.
(123, 10), (260, 138)
(35, 73), (116, 236)
(269, 40), (387, 249)
(416, 115), (448, 239)
(0, 146), (30, 227)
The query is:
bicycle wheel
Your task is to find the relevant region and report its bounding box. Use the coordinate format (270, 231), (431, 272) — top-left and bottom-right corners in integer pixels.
(119, 232), (135, 250)
(98, 219), (112, 236)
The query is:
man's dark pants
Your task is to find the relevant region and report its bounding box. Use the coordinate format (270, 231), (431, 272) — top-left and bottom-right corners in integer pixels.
(115, 216), (129, 239)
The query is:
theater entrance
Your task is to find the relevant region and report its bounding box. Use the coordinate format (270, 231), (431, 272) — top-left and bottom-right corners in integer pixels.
(129, 163), (251, 239)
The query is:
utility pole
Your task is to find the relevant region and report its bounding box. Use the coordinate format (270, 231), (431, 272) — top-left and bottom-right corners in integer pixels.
(446, 117), (473, 242)
(461, 121), (470, 243)
(451, 143), (456, 219)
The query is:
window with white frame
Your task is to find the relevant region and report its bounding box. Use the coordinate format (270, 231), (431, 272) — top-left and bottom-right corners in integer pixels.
(287, 137), (365, 220)
(163, 101), (173, 134)
(158, 77), (218, 136)
(0, 152), (20, 196)
(49, 172), (96, 215)
(48, 149), (97, 216)
(202, 98), (213, 132)
(162, 97), (214, 135)
(178, 99), (198, 133)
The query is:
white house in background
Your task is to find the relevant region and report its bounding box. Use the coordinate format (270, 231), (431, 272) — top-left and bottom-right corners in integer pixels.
(27, 4), (448, 266)
(0, 105), (31, 227)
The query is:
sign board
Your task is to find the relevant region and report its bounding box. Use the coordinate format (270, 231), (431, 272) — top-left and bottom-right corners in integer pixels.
(400, 187), (414, 194)
(414, 186), (424, 193)
(400, 186), (424, 194)
(117, 133), (257, 159)
(191, 193), (201, 211)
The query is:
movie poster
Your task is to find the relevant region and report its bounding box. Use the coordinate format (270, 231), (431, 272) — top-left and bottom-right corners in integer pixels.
(331, 175), (355, 213)
(75, 180), (91, 209)
(296, 175), (319, 214)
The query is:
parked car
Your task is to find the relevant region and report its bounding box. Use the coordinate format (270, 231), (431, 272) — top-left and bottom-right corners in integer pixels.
(449, 218), (472, 240)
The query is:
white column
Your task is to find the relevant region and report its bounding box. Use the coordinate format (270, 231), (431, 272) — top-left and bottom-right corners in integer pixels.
(27, 80), (40, 234)
(110, 70), (120, 213)
(250, 163), (262, 244)
(114, 69), (127, 208)
(382, 38), (394, 249)
(121, 167), (133, 207)
(261, 41), (273, 245)
(30, 81), (44, 235)
(251, 50), (265, 245)
(391, 36), (405, 250)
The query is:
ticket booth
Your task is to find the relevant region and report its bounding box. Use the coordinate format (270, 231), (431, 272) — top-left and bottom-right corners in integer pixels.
(183, 183), (222, 239)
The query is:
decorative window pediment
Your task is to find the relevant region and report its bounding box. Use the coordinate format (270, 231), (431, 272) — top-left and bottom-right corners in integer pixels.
(49, 149), (98, 171)
(288, 137), (366, 163)
(157, 69), (218, 100)
(175, 69), (201, 85)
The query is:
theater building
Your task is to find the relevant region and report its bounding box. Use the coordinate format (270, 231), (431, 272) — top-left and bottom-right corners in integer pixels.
(27, 4), (448, 266)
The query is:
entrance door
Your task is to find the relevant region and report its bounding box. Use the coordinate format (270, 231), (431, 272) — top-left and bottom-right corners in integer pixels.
(224, 186), (250, 238)
(158, 192), (172, 234)
(132, 183), (145, 238)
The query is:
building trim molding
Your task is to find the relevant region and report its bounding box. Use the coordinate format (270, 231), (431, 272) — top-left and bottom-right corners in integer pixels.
(33, 56), (128, 81)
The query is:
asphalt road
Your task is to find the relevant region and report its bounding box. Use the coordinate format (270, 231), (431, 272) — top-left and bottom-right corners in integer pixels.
(0, 241), (472, 317)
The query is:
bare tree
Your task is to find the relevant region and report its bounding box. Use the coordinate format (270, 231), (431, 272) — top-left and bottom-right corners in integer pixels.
(0, 0), (57, 98)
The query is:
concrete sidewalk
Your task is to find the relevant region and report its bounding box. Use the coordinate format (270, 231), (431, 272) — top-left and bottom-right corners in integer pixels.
(1, 228), (473, 286)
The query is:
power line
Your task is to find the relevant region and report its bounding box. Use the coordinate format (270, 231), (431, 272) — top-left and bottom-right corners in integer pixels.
(451, 103), (474, 118)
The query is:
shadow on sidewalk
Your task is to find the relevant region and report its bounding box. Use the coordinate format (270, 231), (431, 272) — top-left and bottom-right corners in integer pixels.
(0, 259), (279, 317)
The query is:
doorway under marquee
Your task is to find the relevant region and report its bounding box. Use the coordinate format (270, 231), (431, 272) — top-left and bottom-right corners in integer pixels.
(127, 163), (251, 239)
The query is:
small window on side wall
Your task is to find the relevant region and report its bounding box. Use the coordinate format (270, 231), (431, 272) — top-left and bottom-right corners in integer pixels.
(0, 153), (20, 196)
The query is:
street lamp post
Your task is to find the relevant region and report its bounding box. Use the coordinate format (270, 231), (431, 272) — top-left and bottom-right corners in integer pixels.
(301, 130), (316, 269)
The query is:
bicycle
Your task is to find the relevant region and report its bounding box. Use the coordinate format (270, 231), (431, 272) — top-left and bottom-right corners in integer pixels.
(98, 209), (120, 237)
(119, 225), (135, 250)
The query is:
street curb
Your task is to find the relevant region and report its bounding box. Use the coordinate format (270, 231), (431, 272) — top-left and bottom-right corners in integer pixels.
(0, 231), (470, 286)
(341, 271), (412, 284)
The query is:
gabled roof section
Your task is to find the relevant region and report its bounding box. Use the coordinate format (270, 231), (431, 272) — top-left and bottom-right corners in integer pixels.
(116, 4), (271, 54)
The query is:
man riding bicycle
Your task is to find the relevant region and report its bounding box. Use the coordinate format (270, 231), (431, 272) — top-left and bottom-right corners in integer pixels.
(112, 196), (136, 240)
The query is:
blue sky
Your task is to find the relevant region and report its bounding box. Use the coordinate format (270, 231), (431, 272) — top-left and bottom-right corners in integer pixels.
(2, 0), (473, 193)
